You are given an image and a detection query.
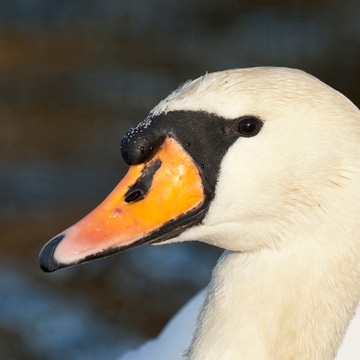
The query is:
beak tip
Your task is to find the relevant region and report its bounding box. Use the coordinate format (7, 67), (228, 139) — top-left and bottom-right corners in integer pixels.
(39, 234), (65, 273)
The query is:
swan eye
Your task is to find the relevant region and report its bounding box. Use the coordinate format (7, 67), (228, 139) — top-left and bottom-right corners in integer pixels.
(235, 116), (262, 137)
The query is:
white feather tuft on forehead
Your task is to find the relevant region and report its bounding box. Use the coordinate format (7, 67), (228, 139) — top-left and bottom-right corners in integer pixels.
(150, 67), (358, 120)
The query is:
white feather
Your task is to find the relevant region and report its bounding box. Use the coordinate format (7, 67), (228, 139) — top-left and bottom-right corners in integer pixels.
(119, 67), (360, 359)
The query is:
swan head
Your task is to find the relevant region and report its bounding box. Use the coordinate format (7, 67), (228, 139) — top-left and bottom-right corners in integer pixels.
(39, 67), (360, 272)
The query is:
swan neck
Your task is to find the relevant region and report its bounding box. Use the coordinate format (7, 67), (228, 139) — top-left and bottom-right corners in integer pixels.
(187, 232), (360, 360)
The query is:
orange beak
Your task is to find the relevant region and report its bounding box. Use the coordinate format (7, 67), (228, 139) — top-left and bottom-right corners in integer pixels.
(39, 137), (206, 272)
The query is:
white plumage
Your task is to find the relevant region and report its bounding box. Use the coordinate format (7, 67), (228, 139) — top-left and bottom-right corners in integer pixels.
(120, 291), (360, 359)
(116, 67), (360, 359)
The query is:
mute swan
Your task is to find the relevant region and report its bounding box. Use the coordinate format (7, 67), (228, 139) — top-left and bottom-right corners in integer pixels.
(40, 67), (360, 359)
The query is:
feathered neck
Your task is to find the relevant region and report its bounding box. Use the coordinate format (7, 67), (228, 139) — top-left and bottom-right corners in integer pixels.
(186, 220), (360, 360)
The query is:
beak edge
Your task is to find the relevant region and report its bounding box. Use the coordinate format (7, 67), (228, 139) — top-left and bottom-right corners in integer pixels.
(39, 234), (65, 272)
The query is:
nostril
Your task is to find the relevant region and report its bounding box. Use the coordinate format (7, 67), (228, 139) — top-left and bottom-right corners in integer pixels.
(124, 159), (162, 204)
(124, 189), (144, 203)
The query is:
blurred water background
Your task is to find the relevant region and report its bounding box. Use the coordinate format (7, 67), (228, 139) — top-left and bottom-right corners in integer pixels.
(2, 0), (360, 359)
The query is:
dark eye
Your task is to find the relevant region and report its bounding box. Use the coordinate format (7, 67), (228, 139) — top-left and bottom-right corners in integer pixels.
(235, 116), (263, 137)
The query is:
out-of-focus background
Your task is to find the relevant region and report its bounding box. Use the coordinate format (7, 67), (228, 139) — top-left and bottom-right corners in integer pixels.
(2, 1), (360, 359)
